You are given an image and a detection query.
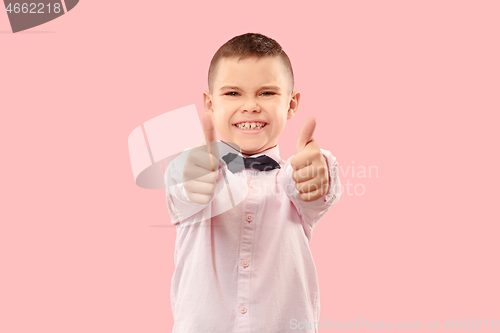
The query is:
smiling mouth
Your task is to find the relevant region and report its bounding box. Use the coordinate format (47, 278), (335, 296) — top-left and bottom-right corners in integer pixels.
(233, 122), (268, 130)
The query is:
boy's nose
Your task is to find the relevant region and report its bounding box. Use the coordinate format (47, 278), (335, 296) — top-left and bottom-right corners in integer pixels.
(242, 100), (261, 113)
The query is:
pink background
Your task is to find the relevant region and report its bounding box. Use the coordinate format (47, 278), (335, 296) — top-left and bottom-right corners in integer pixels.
(1, 1), (499, 332)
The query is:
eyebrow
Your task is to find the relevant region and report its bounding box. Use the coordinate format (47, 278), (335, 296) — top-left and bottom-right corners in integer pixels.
(219, 85), (281, 91)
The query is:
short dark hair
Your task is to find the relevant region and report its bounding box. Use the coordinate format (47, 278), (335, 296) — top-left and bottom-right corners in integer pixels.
(208, 33), (294, 94)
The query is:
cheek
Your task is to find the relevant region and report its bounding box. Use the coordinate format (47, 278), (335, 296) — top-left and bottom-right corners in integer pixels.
(215, 120), (226, 134)
(213, 114), (231, 137)
(277, 120), (287, 134)
(274, 113), (288, 129)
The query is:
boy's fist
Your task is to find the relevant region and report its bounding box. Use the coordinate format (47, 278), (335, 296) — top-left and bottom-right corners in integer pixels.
(182, 112), (220, 205)
(291, 116), (329, 202)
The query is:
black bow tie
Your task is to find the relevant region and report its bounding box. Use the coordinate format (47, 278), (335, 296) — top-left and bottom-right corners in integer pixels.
(221, 152), (281, 173)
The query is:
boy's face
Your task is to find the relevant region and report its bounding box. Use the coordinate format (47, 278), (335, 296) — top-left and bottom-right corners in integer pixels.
(203, 56), (300, 157)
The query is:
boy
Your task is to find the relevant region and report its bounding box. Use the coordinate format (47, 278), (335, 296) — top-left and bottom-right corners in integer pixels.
(165, 33), (341, 332)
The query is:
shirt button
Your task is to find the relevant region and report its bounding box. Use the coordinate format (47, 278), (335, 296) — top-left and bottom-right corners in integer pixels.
(242, 260), (249, 268)
(246, 215), (253, 222)
(239, 306), (247, 314)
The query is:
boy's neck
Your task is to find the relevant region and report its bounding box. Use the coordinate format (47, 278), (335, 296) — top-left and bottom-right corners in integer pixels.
(242, 145), (278, 157)
(220, 141), (277, 157)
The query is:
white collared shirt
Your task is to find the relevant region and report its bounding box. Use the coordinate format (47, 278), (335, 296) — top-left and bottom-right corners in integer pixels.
(164, 143), (341, 332)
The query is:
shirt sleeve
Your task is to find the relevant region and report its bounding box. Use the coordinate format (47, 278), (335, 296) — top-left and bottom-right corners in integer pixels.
(282, 149), (341, 240)
(164, 148), (246, 226)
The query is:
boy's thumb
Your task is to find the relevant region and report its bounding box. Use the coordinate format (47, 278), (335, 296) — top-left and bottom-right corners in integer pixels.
(202, 112), (217, 143)
(295, 116), (316, 154)
(201, 112), (219, 163)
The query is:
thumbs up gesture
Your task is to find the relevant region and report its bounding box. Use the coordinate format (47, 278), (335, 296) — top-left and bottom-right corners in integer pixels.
(291, 116), (329, 202)
(182, 112), (220, 205)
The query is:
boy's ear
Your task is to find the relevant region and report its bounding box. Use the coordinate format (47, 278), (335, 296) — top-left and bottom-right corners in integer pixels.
(287, 90), (301, 120)
(203, 91), (214, 113)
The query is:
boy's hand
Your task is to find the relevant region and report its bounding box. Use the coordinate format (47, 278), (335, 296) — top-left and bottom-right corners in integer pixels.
(291, 116), (329, 202)
(182, 112), (220, 205)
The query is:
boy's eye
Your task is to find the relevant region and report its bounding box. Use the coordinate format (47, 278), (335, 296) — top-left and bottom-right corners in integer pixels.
(224, 91), (275, 96)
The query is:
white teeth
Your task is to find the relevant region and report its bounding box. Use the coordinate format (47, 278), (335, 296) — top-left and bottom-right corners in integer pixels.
(236, 122), (266, 130)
